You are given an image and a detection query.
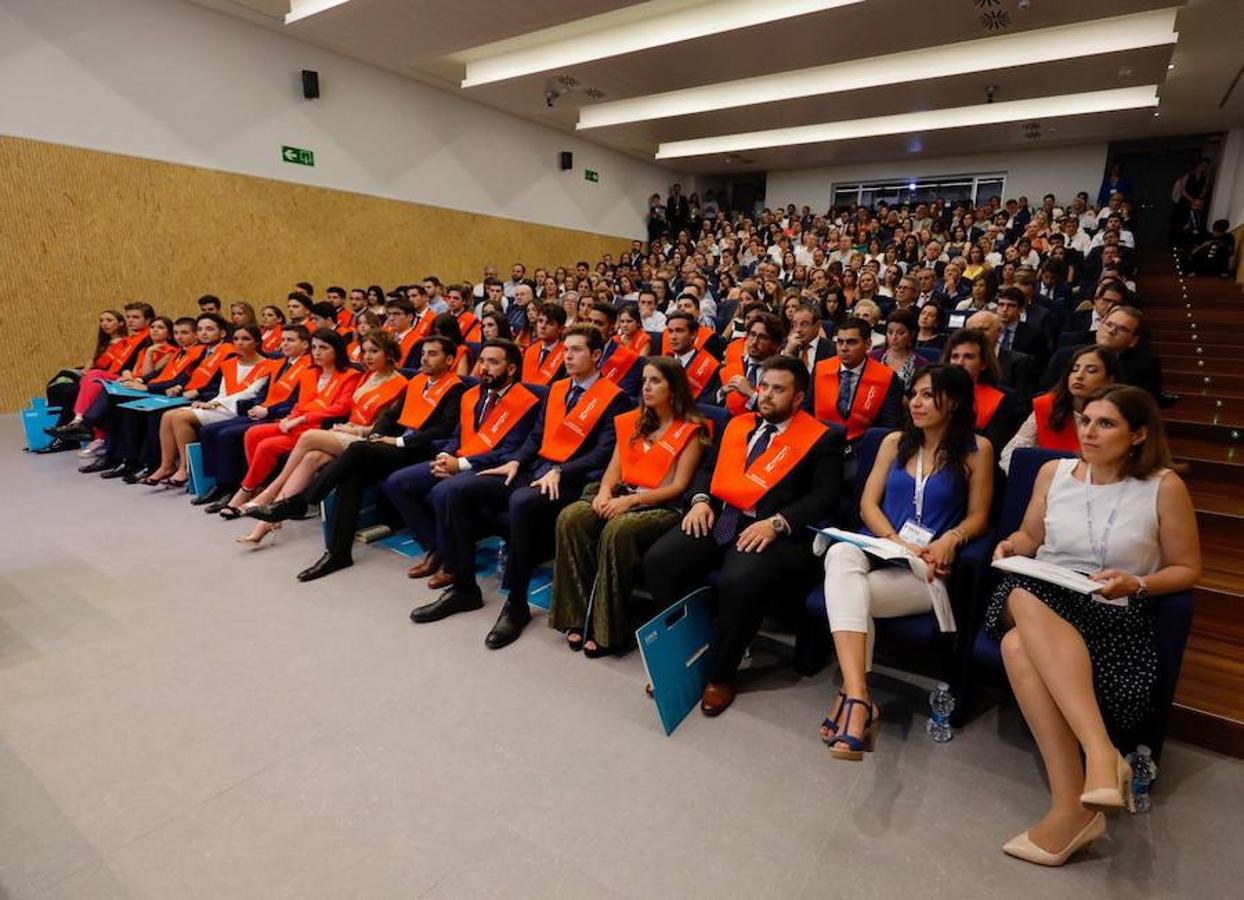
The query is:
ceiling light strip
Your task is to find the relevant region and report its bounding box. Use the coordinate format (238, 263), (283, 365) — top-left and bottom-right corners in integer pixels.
(460, 0), (865, 88)
(654, 86), (1160, 159)
(580, 8), (1178, 129)
(285, 0), (350, 25)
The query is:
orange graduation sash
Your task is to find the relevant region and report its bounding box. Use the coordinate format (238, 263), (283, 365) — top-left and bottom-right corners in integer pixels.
(220, 357), (278, 395)
(261, 325), (283, 354)
(1032, 392), (1080, 451)
(681, 348), (720, 398)
(522, 341), (566, 385)
(710, 411), (826, 511)
(156, 344), (207, 383)
(614, 410), (701, 489)
(812, 356), (895, 441)
(411, 311), (435, 341)
(974, 383), (1006, 431)
(718, 351), (759, 417)
(259, 355), (312, 406)
(134, 343), (176, 377)
(599, 342), (640, 386)
(349, 373), (409, 426)
(104, 330), (151, 375)
(619, 330), (651, 356)
(396, 373), (461, 429)
(539, 378), (623, 463)
(185, 342), (237, 392)
(457, 384), (540, 457)
(300, 368), (357, 412)
(457, 311), (481, 343)
(661, 324), (713, 355)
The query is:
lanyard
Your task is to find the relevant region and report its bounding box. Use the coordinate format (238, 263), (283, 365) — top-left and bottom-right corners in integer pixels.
(1085, 464), (1127, 568)
(913, 449), (930, 525)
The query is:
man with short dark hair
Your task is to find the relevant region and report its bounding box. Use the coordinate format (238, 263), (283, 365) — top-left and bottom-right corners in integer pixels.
(383, 340), (541, 584)
(805, 317), (903, 448)
(996, 287), (1050, 363)
(665, 311), (721, 402)
(585, 303), (643, 396)
(411, 326), (633, 649)
(643, 356), (844, 716)
(198, 294), (222, 314)
(1041, 305), (1163, 398)
(719, 312), (783, 415)
(422, 275), (448, 314)
(521, 302), (567, 384)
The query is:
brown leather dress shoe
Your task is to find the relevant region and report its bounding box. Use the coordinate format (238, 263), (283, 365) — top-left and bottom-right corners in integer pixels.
(426, 568), (456, 590)
(700, 682), (735, 717)
(406, 553), (441, 579)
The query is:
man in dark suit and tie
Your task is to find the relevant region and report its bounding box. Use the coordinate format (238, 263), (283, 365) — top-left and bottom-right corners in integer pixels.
(996, 287), (1050, 367)
(1040, 305), (1163, 399)
(382, 340), (541, 588)
(644, 357), (845, 716)
(783, 302), (835, 376)
(410, 326), (634, 649)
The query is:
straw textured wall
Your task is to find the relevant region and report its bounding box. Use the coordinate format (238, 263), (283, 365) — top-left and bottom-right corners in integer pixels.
(0, 135), (633, 412)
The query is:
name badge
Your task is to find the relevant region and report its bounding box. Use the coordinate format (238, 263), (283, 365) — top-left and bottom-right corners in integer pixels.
(898, 519), (935, 548)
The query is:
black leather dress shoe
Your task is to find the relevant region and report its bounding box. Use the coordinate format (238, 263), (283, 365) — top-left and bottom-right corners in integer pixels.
(484, 603), (532, 650)
(296, 552), (353, 583)
(409, 588), (484, 624)
(79, 457), (115, 474)
(190, 485), (230, 506)
(249, 495), (308, 523)
(121, 467), (150, 485)
(57, 426), (94, 443)
(100, 464), (132, 480)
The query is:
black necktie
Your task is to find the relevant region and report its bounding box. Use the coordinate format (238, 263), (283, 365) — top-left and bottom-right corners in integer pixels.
(837, 369), (855, 419)
(476, 390), (497, 429)
(713, 423), (776, 545)
(538, 346), (549, 366)
(566, 384), (584, 411)
(745, 360), (759, 387)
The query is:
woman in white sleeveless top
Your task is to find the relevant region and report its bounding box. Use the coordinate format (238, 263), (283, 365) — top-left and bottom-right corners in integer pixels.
(989, 386), (1200, 866)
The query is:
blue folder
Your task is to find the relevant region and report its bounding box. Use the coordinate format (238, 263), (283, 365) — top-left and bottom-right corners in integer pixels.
(185, 442), (215, 497)
(102, 382), (154, 399)
(22, 398), (60, 451)
(118, 395), (189, 412)
(636, 587), (716, 735)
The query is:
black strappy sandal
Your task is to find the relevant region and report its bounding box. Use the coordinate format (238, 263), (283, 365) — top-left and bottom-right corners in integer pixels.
(565, 629), (584, 652)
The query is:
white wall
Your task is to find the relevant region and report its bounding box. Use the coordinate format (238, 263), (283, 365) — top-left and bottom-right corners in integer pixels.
(0, 0), (678, 238)
(1210, 127), (1244, 228)
(765, 144), (1109, 211)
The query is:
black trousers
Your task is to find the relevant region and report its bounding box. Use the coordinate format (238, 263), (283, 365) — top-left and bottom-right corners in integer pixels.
(306, 440), (430, 558)
(644, 526), (819, 684)
(46, 374), (81, 428)
(437, 470), (570, 602)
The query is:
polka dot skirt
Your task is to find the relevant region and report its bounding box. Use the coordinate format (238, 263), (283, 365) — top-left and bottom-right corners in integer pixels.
(986, 574), (1158, 734)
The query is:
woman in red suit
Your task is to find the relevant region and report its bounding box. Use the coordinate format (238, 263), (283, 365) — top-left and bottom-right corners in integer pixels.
(235, 331), (407, 546)
(218, 328), (360, 519)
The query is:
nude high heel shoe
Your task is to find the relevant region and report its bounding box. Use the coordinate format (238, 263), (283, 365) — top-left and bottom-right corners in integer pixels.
(1003, 812), (1105, 867)
(236, 522), (280, 549)
(1080, 753), (1134, 813)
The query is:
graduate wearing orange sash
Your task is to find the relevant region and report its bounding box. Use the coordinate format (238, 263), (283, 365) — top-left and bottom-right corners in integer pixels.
(807, 318), (903, 443)
(664, 312), (721, 402)
(943, 328), (1020, 456)
(643, 356), (845, 714)
(410, 326), (633, 650)
(548, 356), (708, 654)
(250, 335), (468, 580)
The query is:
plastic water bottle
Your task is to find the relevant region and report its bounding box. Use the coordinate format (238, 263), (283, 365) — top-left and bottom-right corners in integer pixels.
(1127, 745), (1158, 814)
(927, 682), (955, 742)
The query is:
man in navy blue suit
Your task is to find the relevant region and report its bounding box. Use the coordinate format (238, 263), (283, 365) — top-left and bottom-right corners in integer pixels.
(382, 339), (541, 588)
(584, 302), (644, 397)
(409, 326), (634, 649)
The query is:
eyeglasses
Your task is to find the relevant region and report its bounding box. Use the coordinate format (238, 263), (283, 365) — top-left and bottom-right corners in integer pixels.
(1101, 320), (1135, 336)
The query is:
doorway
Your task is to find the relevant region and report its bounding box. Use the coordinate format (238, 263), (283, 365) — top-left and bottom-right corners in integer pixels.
(1108, 134), (1224, 247)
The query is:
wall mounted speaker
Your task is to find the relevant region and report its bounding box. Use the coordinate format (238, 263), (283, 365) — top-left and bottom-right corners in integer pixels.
(302, 69), (320, 100)
(559, 151), (573, 171)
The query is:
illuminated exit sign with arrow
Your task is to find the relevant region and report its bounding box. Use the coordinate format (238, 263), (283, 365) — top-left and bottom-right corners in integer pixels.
(281, 145), (315, 166)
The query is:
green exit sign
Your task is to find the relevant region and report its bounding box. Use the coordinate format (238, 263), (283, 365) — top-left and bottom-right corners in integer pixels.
(584, 169), (599, 183)
(281, 145), (315, 167)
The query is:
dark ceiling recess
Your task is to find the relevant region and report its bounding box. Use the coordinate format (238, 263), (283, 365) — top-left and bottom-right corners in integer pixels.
(1220, 64), (1244, 109)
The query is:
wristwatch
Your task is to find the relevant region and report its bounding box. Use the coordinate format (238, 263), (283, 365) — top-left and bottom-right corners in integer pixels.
(1133, 576), (1150, 601)
(769, 515), (790, 536)
(690, 492), (712, 507)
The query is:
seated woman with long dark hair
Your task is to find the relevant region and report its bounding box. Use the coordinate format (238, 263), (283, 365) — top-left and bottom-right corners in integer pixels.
(989, 386), (1200, 866)
(615, 301), (651, 357)
(942, 327), (1018, 452)
(234, 331), (406, 545)
(259, 304), (286, 355)
(819, 365), (993, 760)
(1000, 345), (1120, 473)
(548, 357), (706, 656)
(217, 328), (360, 518)
(469, 311), (513, 376)
(146, 324), (278, 485)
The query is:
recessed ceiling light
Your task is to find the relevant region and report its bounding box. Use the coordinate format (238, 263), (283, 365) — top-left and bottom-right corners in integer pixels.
(285, 0), (350, 25)
(655, 86), (1160, 159)
(459, 0), (866, 88)
(579, 8), (1177, 129)
(1168, 63), (1176, 70)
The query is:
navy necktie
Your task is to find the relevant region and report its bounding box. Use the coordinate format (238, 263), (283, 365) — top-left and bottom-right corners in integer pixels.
(566, 384), (584, 411)
(713, 423), (776, 545)
(538, 346), (550, 366)
(1002, 327), (1014, 350)
(476, 390), (497, 429)
(837, 369), (855, 419)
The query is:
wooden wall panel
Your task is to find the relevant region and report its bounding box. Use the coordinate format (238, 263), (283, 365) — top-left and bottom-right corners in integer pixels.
(0, 135), (635, 412)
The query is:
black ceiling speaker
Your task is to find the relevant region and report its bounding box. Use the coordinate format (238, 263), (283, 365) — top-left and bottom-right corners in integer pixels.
(302, 69), (320, 100)
(559, 151), (573, 171)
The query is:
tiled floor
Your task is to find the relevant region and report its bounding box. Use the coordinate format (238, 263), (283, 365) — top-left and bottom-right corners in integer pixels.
(3, 418), (1242, 898)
